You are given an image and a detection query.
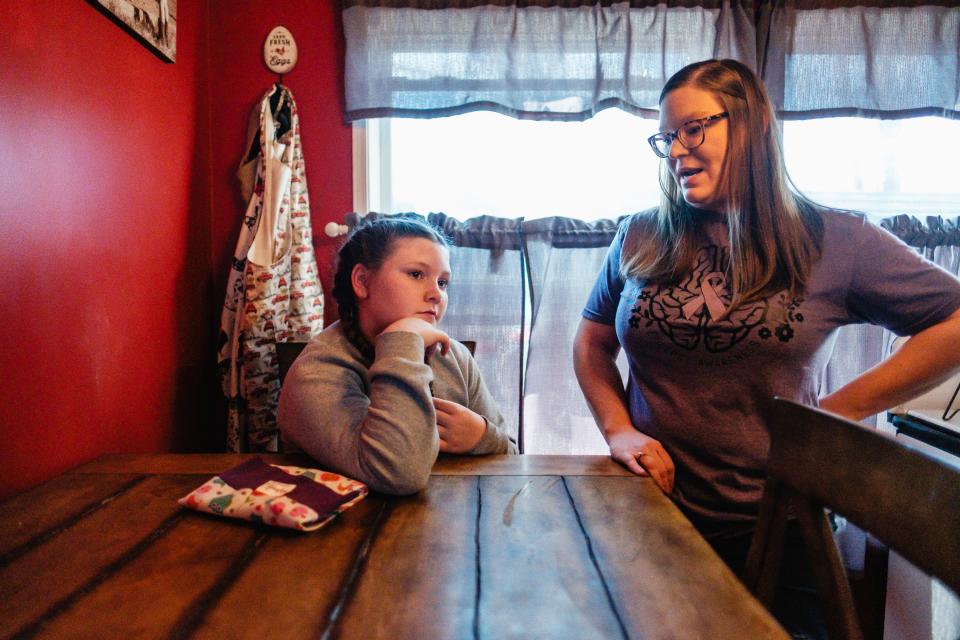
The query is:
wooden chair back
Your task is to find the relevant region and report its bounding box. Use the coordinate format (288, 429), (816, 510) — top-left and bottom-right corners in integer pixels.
(744, 398), (960, 640)
(276, 341), (308, 385)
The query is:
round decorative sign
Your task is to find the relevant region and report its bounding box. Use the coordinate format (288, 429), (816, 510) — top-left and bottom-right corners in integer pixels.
(264, 26), (297, 75)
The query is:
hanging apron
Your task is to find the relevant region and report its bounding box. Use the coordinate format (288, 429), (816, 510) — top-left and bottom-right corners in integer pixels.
(218, 85), (325, 452)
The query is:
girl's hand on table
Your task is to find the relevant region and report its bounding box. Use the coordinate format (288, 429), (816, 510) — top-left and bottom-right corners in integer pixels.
(608, 430), (675, 493)
(433, 398), (486, 453)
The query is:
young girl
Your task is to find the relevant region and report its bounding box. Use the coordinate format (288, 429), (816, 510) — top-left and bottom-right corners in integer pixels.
(279, 216), (517, 495)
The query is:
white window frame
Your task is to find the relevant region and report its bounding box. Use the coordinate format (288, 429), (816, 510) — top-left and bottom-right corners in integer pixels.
(352, 119), (393, 216)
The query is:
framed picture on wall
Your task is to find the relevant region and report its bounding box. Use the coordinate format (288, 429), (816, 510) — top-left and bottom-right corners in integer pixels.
(90, 0), (176, 62)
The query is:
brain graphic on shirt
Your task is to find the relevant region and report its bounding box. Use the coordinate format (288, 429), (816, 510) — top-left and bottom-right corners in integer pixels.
(634, 246), (768, 353)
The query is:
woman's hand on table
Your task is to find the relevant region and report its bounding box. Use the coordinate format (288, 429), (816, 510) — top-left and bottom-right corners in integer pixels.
(434, 398), (486, 453)
(608, 430), (675, 493)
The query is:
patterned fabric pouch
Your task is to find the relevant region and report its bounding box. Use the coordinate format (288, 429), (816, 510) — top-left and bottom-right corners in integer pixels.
(178, 457), (368, 531)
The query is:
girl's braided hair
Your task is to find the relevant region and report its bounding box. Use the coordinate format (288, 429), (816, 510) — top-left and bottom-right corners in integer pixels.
(332, 215), (450, 328)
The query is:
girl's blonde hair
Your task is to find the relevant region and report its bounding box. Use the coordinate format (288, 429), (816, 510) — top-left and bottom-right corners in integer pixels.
(622, 59), (823, 310)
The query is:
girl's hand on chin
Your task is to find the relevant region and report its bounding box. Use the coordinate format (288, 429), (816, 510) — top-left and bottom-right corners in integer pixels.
(380, 317), (451, 356)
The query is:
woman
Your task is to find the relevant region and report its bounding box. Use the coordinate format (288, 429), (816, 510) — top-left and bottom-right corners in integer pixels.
(280, 216), (516, 496)
(573, 58), (960, 633)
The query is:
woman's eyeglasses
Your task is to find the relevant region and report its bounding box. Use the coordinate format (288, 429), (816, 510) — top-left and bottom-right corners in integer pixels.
(647, 112), (728, 158)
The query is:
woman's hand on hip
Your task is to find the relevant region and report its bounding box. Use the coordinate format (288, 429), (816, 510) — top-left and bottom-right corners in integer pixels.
(608, 430), (675, 493)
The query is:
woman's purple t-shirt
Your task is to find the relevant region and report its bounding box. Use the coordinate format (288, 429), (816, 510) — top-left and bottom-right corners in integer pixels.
(582, 208), (960, 537)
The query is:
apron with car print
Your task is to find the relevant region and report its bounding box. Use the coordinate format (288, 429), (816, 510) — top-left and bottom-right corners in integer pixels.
(218, 85), (324, 452)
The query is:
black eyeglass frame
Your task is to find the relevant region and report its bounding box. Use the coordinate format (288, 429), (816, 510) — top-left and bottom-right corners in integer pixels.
(647, 112), (729, 158)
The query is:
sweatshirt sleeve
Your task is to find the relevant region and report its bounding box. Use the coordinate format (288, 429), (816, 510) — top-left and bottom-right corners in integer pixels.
(460, 348), (518, 455)
(278, 330), (440, 495)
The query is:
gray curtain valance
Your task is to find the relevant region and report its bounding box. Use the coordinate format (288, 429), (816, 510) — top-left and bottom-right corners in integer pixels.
(881, 215), (960, 250)
(760, 1), (960, 120)
(343, 1), (756, 121)
(349, 212), (960, 250)
(347, 211), (525, 249)
(342, 1), (960, 121)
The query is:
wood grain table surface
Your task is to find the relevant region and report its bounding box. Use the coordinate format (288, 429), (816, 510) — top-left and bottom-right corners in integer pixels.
(0, 453), (787, 639)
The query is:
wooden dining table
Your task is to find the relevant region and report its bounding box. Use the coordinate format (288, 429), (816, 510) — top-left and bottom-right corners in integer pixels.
(0, 453), (787, 639)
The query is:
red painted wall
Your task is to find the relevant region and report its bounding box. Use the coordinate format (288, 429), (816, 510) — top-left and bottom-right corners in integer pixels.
(0, 2), (352, 501)
(0, 1), (215, 500)
(206, 2), (352, 327)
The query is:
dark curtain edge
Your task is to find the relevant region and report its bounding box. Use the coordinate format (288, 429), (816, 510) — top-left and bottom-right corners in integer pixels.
(779, 107), (960, 122)
(342, 0), (953, 8)
(344, 101), (662, 125)
(347, 104), (960, 124)
(343, 0), (734, 8)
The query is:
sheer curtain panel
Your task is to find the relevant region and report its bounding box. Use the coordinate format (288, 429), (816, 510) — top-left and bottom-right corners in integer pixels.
(522, 216), (628, 454)
(427, 213), (526, 446)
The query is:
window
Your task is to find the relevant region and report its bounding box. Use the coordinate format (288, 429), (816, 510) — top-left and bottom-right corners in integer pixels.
(354, 113), (960, 223)
(353, 110), (661, 221)
(783, 117), (960, 220)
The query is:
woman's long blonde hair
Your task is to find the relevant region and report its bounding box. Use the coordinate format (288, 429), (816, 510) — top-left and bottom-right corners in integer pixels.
(622, 59), (823, 310)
